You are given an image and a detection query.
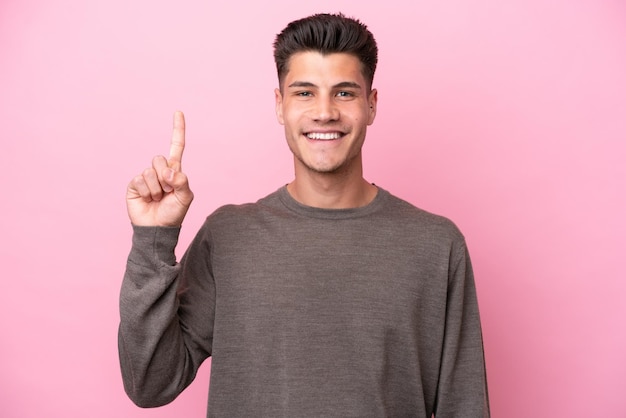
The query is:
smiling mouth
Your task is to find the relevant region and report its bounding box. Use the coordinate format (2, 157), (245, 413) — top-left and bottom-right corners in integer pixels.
(305, 132), (344, 140)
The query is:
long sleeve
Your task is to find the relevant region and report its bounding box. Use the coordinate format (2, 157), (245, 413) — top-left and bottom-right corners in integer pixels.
(434, 240), (490, 417)
(118, 225), (214, 408)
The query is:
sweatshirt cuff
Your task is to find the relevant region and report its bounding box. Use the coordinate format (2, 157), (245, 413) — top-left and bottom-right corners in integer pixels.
(129, 225), (181, 267)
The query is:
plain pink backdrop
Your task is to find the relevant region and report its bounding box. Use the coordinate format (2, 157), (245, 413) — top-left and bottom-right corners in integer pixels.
(1, 0), (625, 417)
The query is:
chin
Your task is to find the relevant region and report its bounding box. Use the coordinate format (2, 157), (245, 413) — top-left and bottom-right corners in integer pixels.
(307, 161), (346, 174)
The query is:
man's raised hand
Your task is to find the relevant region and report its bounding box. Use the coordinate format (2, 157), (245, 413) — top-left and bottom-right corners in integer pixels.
(126, 111), (194, 227)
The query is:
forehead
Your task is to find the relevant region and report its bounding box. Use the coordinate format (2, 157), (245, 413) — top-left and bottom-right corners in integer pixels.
(284, 51), (366, 86)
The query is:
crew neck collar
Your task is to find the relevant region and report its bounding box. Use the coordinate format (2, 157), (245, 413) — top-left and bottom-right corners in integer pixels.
(276, 185), (388, 219)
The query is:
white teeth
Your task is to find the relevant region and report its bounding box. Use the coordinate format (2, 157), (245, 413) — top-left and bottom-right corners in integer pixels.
(306, 132), (342, 140)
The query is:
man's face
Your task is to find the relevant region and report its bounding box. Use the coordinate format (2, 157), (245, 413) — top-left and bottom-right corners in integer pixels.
(275, 51), (377, 175)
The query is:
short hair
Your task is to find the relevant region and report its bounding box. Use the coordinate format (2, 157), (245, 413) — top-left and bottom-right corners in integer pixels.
(273, 13), (378, 91)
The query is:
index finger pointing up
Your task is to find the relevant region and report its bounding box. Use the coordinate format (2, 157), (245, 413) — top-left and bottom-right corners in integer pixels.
(169, 110), (186, 170)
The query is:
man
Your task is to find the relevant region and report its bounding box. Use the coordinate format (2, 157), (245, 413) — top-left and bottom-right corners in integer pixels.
(119, 13), (490, 417)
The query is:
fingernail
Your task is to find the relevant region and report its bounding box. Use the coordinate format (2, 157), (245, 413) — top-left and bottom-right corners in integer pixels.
(163, 169), (174, 192)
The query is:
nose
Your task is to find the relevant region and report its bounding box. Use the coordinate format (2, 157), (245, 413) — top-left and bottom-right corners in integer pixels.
(313, 95), (339, 122)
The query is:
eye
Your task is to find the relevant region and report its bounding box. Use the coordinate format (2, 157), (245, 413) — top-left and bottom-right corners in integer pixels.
(336, 91), (354, 97)
(296, 91), (313, 97)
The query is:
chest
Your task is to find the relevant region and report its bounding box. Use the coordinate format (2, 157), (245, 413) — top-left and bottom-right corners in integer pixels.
(209, 218), (451, 333)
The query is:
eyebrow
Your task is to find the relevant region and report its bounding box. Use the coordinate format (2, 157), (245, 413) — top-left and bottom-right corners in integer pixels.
(287, 81), (362, 90)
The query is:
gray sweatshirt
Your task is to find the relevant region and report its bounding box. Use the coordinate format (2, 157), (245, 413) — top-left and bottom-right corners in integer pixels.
(119, 186), (490, 417)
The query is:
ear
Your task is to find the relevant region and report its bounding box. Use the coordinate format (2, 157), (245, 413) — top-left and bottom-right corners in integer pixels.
(275, 88), (285, 125)
(367, 88), (378, 125)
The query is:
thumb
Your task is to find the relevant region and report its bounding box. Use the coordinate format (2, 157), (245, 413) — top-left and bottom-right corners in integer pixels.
(163, 168), (194, 206)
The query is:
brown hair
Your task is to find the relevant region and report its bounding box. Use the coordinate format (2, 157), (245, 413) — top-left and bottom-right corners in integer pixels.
(273, 13), (378, 91)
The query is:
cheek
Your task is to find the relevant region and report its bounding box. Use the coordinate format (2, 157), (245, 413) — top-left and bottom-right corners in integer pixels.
(284, 108), (302, 128)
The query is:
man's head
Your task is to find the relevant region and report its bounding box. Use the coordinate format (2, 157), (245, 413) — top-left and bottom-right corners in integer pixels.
(273, 13), (378, 92)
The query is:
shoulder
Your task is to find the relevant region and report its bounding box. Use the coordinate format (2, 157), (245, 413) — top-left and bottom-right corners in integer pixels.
(202, 188), (284, 229)
(378, 189), (466, 243)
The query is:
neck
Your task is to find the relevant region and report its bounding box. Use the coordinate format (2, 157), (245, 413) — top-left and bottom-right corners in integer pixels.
(287, 161), (378, 209)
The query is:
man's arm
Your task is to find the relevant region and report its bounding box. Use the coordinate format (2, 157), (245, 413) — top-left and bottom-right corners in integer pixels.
(434, 240), (490, 417)
(118, 112), (210, 407)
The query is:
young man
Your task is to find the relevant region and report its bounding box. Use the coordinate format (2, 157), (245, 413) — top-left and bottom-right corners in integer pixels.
(119, 13), (490, 417)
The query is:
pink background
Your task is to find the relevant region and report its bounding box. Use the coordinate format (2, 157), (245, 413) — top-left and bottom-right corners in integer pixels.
(1, 0), (625, 417)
